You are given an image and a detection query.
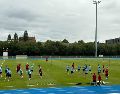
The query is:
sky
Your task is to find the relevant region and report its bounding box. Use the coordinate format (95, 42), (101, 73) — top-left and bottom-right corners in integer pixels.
(0, 0), (120, 43)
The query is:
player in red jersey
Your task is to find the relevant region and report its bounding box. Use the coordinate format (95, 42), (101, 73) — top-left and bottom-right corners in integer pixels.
(26, 63), (29, 71)
(105, 67), (109, 79)
(98, 74), (101, 85)
(92, 73), (96, 86)
(16, 64), (21, 73)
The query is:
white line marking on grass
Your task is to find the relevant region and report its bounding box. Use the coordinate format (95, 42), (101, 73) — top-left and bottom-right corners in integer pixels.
(5, 86), (13, 88)
(67, 83), (76, 85)
(48, 93), (56, 94)
(49, 87), (56, 88)
(48, 83), (56, 86)
(27, 84), (35, 87)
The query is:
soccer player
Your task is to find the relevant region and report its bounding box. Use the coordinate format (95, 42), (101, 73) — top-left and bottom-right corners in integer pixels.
(82, 64), (86, 74)
(66, 65), (70, 73)
(78, 65), (81, 72)
(88, 65), (92, 74)
(28, 69), (32, 80)
(16, 64), (21, 73)
(98, 64), (101, 74)
(85, 67), (88, 78)
(39, 68), (42, 78)
(19, 69), (23, 78)
(7, 68), (12, 81)
(30, 64), (34, 72)
(26, 63), (29, 71)
(102, 65), (105, 73)
(98, 74), (101, 85)
(71, 67), (74, 74)
(72, 63), (75, 69)
(92, 73), (97, 86)
(5, 65), (8, 79)
(0, 66), (2, 77)
(105, 67), (109, 79)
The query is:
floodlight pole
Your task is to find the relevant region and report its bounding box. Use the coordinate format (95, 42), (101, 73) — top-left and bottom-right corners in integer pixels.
(93, 0), (101, 57)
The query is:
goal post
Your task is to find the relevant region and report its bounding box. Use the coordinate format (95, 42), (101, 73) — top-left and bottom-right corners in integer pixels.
(3, 52), (8, 59)
(16, 55), (28, 59)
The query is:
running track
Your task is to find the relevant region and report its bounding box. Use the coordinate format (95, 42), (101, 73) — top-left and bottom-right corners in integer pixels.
(0, 85), (120, 94)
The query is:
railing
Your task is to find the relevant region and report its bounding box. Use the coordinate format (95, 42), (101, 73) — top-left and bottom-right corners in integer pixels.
(0, 56), (120, 60)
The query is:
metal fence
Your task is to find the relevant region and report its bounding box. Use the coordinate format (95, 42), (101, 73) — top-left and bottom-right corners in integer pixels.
(0, 56), (120, 60)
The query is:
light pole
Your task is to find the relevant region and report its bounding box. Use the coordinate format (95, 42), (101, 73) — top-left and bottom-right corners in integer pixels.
(93, 0), (101, 57)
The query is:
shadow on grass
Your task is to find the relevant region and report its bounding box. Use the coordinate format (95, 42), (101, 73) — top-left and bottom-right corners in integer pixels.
(76, 83), (82, 85)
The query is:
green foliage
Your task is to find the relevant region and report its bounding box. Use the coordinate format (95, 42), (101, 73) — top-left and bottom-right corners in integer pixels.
(23, 30), (28, 41)
(7, 34), (11, 41)
(0, 39), (120, 56)
(62, 39), (69, 43)
(14, 33), (18, 42)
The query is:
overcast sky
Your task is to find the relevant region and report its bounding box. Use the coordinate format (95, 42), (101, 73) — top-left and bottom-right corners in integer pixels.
(0, 0), (120, 43)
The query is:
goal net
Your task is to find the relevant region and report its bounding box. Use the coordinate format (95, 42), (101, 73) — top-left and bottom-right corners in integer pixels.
(16, 55), (28, 59)
(3, 52), (8, 59)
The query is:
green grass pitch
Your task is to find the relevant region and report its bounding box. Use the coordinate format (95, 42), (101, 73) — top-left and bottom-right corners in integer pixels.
(0, 58), (120, 89)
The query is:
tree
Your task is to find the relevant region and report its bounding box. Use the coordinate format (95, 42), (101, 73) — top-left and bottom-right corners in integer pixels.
(14, 33), (18, 42)
(7, 34), (11, 41)
(78, 40), (84, 44)
(62, 39), (69, 43)
(23, 30), (28, 41)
